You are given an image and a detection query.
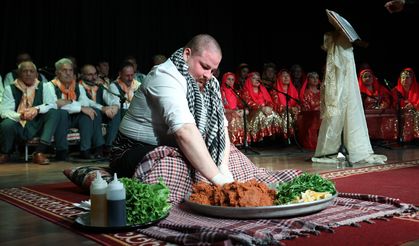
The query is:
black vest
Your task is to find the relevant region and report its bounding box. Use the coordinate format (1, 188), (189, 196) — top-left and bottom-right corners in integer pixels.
(112, 81), (126, 97)
(10, 83), (44, 111)
(81, 81), (104, 105)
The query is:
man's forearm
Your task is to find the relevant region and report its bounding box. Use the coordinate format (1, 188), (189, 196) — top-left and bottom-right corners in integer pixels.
(175, 123), (220, 180)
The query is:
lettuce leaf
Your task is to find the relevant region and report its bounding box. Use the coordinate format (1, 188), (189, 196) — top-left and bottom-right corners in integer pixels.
(120, 178), (171, 225)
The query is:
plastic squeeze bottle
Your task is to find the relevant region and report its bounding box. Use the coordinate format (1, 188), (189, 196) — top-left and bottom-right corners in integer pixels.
(90, 170), (108, 226)
(106, 173), (127, 227)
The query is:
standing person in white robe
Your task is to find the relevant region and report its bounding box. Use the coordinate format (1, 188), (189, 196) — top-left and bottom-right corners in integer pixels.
(312, 32), (387, 165)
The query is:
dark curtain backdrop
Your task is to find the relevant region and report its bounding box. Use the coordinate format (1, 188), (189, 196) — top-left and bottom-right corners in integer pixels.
(1, 0), (417, 85)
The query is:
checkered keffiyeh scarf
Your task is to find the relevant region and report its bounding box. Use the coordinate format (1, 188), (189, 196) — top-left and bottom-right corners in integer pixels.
(170, 48), (226, 166)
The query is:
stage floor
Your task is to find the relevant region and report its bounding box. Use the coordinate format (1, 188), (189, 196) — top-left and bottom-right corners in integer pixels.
(1, 143), (418, 245)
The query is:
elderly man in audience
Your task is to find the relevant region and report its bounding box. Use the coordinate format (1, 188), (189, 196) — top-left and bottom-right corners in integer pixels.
(0, 61), (66, 164)
(79, 64), (121, 155)
(48, 58), (104, 159)
(3, 52), (48, 87)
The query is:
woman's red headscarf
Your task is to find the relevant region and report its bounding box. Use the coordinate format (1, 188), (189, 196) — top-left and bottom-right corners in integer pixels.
(274, 69), (299, 107)
(394, 67), (419, 106)
(220, 72), (240, 109)
(299, 72), (320, 100)
(358, 69), (385, 97)
(242, 72), (272, 105)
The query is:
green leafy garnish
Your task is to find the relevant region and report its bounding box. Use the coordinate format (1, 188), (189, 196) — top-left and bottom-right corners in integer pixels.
(274, 173), (337, 205)
(120, 178), (171, 225)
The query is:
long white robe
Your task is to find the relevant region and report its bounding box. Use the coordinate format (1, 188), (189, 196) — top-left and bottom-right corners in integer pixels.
(314, 32), (374, 163)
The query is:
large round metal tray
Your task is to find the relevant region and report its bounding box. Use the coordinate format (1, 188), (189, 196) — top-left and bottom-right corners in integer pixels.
(184, 193), (337, 219)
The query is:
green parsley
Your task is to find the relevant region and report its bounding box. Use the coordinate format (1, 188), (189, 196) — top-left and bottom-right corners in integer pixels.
(120, 178), (171, 225)
(274, 173), (337, 205)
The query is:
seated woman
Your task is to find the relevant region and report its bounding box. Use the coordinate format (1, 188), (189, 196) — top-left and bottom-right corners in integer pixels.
(358, 68), (397, 140)
(297, 72), (321, 150)
(220, 72), (249, 146)
(391, 67), (419, 142)
(241, 72), (282, 143)
(358, 69), (392, 110)
(270, 69), (300, 140)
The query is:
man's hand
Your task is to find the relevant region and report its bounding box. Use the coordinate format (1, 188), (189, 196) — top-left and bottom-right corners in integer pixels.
(56, 99), (71, 108)
(102, 105), (119, 118)
(385, 0), (405, 13)
(210, 173), (234, 186)
(81, 106), (97, 120)
(20, 107), (38, 121)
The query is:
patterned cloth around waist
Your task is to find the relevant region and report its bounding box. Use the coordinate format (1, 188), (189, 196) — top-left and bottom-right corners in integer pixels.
(134, 145), (301, 204)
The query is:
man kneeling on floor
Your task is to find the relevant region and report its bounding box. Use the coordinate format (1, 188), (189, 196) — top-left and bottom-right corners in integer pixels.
(0, 61), (67, 164)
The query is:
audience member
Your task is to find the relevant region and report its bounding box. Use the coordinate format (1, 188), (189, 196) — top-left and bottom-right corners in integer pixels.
(297, 72), (321, 150)
(79, 64), (121, 154)
(48, 58), (104, 159)
(270, 69), (300, 140)
(261, 62), (277, 90)
(3, 52), (48, 87)
(358, 68), (397, 141)
(220, 72), (248, 146)
(0, 61), (67, 164)
(241, 72), (282, 143)
(124, 55), (147, 84)
(235, 63), (250, 90)
(391, 67), (419, 142)
(290, 64), (306, 91)
(358, 68), (392, 110)
(108, 61), (141, 115)
(152, 54), (167, 66)
(96, 58), (112, 87)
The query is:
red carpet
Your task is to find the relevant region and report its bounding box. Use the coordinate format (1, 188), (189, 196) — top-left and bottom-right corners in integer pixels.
(285, 162), (419, 246)
(333, 165), (419, 205)
(0, 182), (166, 245)
(0, 162), (418, 245)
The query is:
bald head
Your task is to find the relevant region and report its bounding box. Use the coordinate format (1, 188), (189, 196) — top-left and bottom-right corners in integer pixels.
(185, 34), (222, 58)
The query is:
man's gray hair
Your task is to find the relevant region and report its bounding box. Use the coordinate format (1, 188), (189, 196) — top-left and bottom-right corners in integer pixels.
(55, 58), (73, 71)
(17, 61), (37, 73)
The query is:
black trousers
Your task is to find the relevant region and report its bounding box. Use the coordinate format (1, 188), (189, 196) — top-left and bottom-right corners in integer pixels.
(109, 131), (157, 178)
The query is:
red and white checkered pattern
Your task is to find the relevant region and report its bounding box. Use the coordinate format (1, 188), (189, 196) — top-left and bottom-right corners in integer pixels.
(134, 145), (302, 205)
